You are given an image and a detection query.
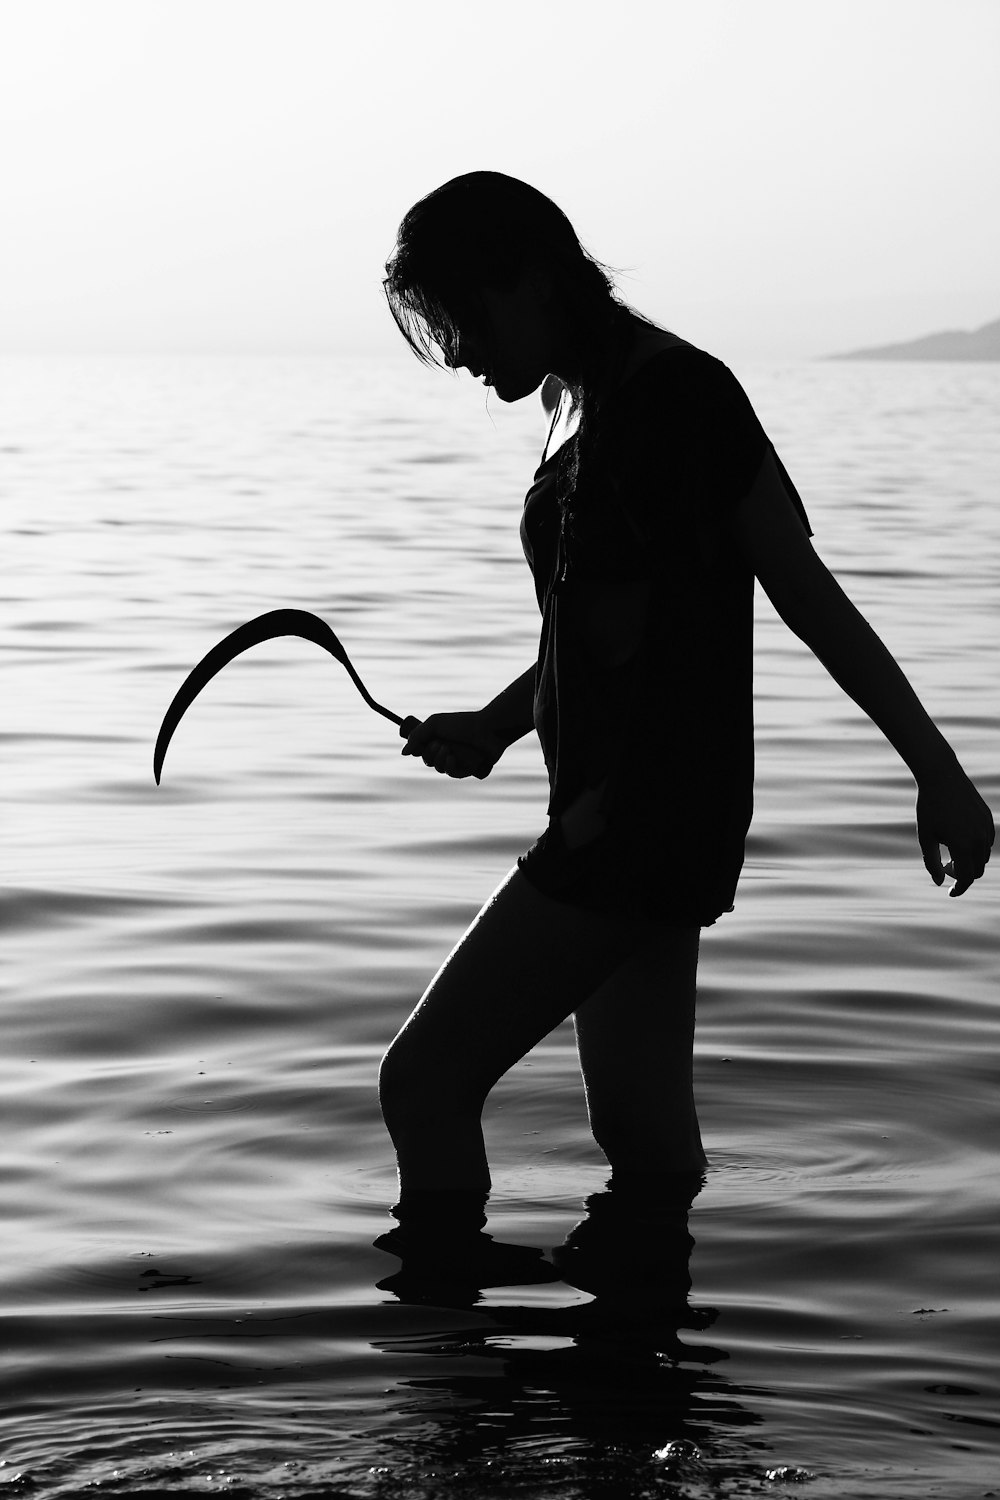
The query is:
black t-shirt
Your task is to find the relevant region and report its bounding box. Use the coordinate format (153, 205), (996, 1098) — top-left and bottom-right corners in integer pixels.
(518, 342), (812, 925)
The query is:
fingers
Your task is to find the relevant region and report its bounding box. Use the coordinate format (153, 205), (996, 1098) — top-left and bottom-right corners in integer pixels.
(427, 742), (466, 777)
(399, 720), (434, 757)
(401, 727), (490, 779)
(916, 777), (994, 899)
(920, 838), (945, 887)
(944, 846), (990, 898)
(407, 734), (461, 775)
(400, 722), (449, 768)
(428, 742), (491, 778)
(920, 838), (990, 897)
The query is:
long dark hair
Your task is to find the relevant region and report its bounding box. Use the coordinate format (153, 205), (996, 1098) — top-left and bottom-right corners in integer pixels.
(383, 171), (663, 514)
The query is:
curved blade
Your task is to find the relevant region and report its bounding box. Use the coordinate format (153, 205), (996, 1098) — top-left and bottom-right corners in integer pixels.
(153, 607), (401, 784)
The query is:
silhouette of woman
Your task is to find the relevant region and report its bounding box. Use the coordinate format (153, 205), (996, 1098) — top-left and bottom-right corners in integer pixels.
(376, 171), (994, 1269)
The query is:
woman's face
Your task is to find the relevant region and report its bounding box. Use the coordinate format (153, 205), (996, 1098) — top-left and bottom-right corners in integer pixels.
(447, 269), (559, 403)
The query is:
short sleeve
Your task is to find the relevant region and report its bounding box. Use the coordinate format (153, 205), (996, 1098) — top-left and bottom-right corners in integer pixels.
(605, 346), (813, 543)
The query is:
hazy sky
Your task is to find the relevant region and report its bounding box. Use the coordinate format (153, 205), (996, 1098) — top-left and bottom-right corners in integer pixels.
(1, 0), (997, 361)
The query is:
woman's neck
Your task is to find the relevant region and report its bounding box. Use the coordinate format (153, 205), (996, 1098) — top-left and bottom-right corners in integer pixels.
(557, 308), (658, 403)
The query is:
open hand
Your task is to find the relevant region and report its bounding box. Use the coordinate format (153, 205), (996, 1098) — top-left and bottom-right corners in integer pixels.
(916, 763), (995, 897)
(401, 711), (506, 780)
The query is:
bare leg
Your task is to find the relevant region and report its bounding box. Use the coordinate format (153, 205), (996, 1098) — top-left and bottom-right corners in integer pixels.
(572, 925), (706, 1177)
(378, 866), (674, 1196)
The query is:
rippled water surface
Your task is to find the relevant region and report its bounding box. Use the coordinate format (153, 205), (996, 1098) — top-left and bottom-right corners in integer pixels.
(3, 353), (999, 1498)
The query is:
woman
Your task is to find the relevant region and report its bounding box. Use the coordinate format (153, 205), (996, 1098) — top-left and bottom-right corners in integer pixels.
(375, 171), (993, 1271)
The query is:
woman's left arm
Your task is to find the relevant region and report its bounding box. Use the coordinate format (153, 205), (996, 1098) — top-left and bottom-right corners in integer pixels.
(732, 449), (995, 896)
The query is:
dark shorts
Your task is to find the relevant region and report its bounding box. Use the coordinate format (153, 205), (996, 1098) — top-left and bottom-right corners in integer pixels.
(516, 818), (729, 929)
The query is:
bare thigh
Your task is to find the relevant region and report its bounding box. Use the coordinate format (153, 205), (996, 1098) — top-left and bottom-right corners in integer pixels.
(379, 866), (678, 1106)
(573, 924), (700, 1093)
(572, 924), (703, 1170)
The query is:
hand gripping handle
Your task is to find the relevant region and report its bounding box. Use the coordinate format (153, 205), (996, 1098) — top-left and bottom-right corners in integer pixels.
(397, 715), (495, 780)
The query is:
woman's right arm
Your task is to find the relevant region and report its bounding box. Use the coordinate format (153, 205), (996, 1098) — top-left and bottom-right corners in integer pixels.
(401, 665), (536, 779)
(734, 450), (994, 895)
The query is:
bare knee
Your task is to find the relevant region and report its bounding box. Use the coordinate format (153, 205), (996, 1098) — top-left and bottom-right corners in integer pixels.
(377, 1042), (417, 1126)
(378, 1037), (486, 1129)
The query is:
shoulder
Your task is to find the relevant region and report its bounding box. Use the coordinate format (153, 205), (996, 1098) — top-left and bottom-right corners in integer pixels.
(622, 342), (747, 406)
(614, 344), (766, 450)
(601, 344), (771, 517)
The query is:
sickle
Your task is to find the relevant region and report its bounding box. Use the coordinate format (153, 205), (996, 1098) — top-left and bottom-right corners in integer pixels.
(153, 607), (420, 784)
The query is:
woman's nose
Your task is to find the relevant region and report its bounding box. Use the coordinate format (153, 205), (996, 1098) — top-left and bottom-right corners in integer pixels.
(452, 339), (480, 374)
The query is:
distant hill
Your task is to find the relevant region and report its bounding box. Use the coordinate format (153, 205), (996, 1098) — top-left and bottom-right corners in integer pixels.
(827, 316), (1000, 361)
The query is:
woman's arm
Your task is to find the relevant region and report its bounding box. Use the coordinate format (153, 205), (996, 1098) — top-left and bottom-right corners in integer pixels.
(733, 449), (994, 894)
(401, 665), (536, 779)
(480, 665), (537, 745)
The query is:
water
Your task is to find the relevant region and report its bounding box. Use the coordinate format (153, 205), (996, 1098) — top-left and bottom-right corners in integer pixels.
(2, 352), (999, 1498)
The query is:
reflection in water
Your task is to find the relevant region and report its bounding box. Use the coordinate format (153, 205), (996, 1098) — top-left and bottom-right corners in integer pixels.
(368, 1175), (782, 1494)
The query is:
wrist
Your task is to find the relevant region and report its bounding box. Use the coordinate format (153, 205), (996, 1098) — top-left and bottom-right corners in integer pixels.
(911, 740), (960, 784)
(479, 704), (527, 749)
(479, 665), (536, 748)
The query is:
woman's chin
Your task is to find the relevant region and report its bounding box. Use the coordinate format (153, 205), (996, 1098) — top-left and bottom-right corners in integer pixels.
(493, 374), (545, 405)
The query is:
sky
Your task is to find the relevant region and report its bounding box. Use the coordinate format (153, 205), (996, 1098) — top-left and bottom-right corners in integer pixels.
(1, 0), (997, 362)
